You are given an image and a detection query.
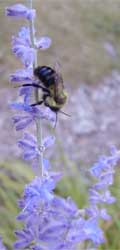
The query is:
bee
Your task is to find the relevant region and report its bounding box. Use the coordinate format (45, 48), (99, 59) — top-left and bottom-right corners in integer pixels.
(19, 64), (69, 126)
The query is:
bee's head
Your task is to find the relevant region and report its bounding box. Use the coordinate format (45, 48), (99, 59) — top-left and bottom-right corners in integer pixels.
(34, 66), (41, 78)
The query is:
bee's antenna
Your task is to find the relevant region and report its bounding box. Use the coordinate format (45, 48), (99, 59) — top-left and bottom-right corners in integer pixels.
(59, 110), (71, 117)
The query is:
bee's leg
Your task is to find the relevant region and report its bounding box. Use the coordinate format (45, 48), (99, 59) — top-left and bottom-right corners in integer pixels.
(31, 100), (44, 106)
(15, 83), (50, 94)
(31, 93), (50, 107)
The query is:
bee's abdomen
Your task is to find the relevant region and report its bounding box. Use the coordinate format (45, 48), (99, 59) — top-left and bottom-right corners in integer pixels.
(34, 66), (56, 87)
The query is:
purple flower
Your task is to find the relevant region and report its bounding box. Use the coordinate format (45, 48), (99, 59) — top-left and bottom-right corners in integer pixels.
(90, 149), (120, 178)
(11, 27), (36, 67)
(92, 171), (114, 190)
(13, 229), (34, 250)
(35, 36), (52, 50)
(52, 196), (78, 215)
(5, 4), (36, 20)
(83, 219), (105, 245)
(15, 166), (114, 250)
(11, 102), (32, 112)
(12, 44), (35, 68)
(12, 30), (30, 48)
(81, 147), (120, 248)
(18, 133), (38, 161)
(10, 68), (33, 83)
(16, 185), (83, 250)
(17, 26), (31, 45)
(85, 205), (111, 221)
(19, 86), (33, 104)
(12, 106), (56, 130)
(100, 208), (112, 220)
(67, 217), (104, 246)
(12, 114), (33, 130)
(43, 135), (55, 149)
(88, 147), (120, 206)
(18, 133), (55, 161)
(18, 174), (62, 212)
(88, 189), (116, 204)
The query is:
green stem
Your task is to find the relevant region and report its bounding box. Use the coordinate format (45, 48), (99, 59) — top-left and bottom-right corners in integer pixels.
(29, 0), (44, 177)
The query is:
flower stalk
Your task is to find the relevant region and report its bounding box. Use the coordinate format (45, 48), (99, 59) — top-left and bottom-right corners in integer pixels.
(29, 0), (44, 176)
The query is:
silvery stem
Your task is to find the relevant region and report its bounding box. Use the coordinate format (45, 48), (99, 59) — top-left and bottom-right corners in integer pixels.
(29, 0), (44, 177)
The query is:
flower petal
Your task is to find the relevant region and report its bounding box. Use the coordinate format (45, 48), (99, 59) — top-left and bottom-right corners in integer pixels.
(36, 36), (52, 50)
(5, 4), (36, 20)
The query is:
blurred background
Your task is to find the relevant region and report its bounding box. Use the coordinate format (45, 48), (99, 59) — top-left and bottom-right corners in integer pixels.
(0, 0), (120, 249)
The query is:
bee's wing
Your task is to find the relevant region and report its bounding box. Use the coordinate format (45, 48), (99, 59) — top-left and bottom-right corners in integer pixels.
(54, 62), (61, 75)
(49, 62), (64, 101)
(54, 74), (64, 101)
(54, 61), (64, 91)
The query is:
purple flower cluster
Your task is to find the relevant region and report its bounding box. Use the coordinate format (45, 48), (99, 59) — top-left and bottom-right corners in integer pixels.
(12, 147), (120, 250)
(6, 3), (54, 130)
(4, 2), (120, 250)
(84, 147), (120, 245)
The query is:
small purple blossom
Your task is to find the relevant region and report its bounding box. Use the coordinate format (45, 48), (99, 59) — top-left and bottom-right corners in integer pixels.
(43, 135), (56, 149)
(5, 4), (36, 20)
(11, 26), (36, 67)
(12, 44), (36, 67)
(90, 150), (120, 178)
(88, 189), (116, 204)
(17, 26), (31, 45)
(10, 68), (33, 83)
(12, 114), (33, 130)
(85, 205), (111, 221)
(18, 133), (38, 161)
(18, 133), (55, 161)
(14, 228), (34, 249)
(35, 36), (52, 50)
(11, 101), (33, 111)
(19, 86), (33, 104)
(83, 219), (105, 245)
(12, 30), (30, 48)
(18, 173), (62, 211)
(92, 171), (114, 190)
(12, 106), (56, 130)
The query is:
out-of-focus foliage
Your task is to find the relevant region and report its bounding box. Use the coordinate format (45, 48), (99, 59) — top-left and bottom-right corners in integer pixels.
(57, 167), (120, 250)
(0, 161), (34, 249)
(1, 0), (120, 87)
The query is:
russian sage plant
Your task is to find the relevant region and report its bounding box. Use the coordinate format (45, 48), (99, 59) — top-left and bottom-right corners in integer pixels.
(2, 1), (120, 249)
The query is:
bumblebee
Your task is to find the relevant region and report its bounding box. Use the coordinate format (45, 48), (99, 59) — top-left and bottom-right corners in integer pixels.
(20, 65), (69, 125)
